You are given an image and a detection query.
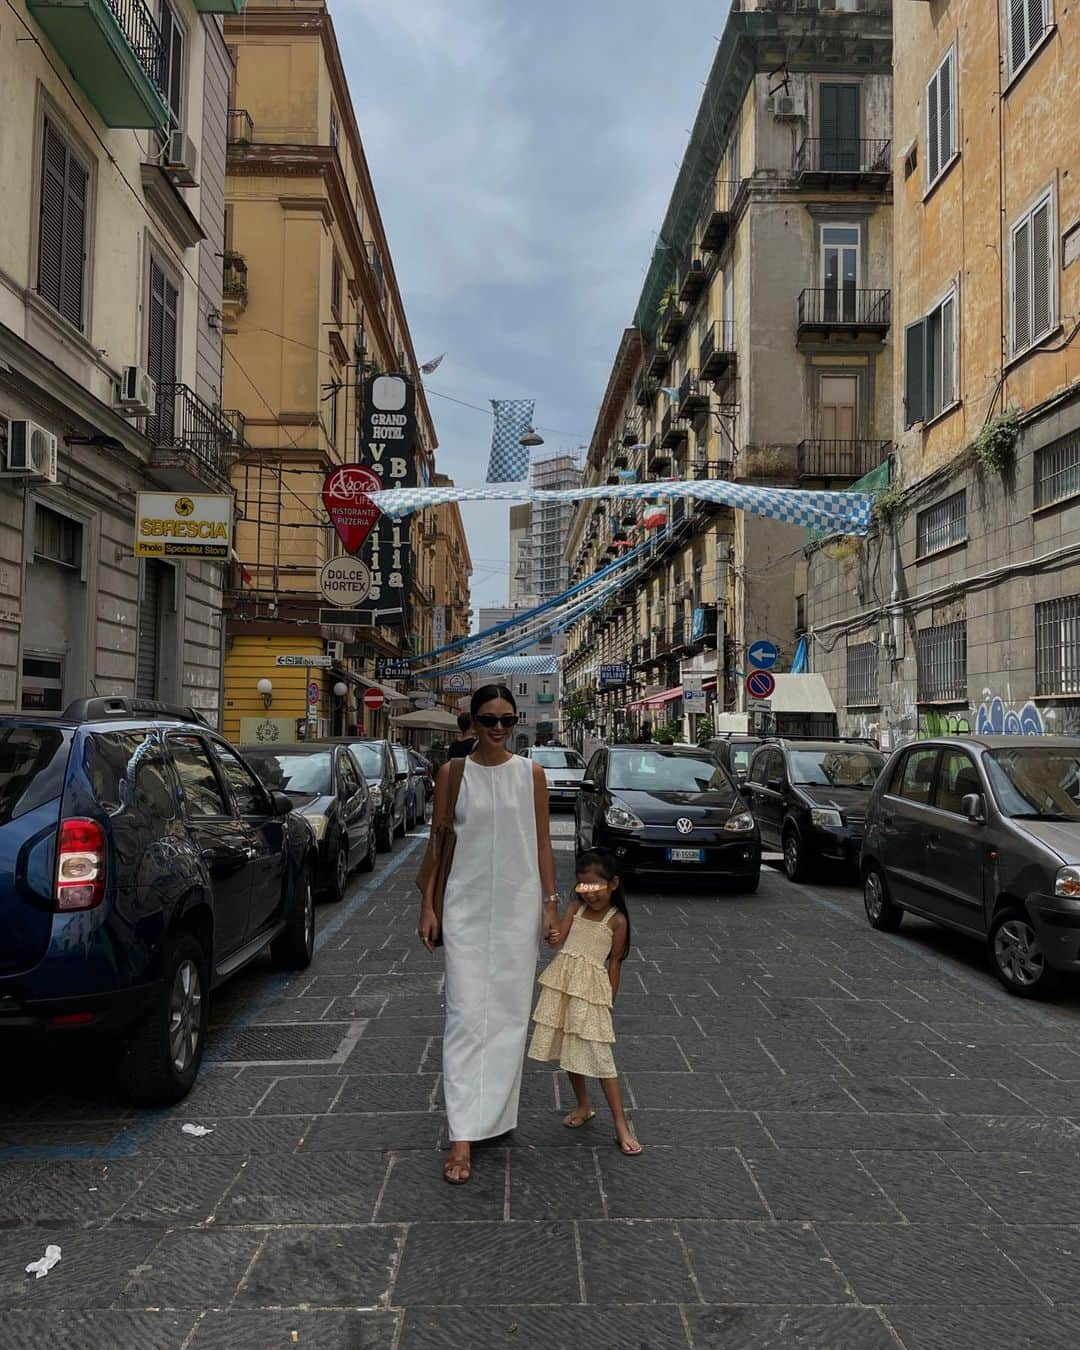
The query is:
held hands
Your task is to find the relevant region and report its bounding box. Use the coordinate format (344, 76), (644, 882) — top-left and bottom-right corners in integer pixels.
(417, 907), (440, 952)
(543, 899), (562, 948)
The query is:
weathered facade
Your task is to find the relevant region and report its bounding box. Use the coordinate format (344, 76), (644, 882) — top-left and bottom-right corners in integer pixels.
(803, 0), (1080, 748)
(0, 0), (235, 724)
(564, 0), (893, 741)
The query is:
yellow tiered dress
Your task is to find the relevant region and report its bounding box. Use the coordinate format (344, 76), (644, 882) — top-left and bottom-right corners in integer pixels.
(528, 908), (617, 1078)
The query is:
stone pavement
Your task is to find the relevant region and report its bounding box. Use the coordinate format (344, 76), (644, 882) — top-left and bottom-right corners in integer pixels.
(5, 816), (1080, 1348)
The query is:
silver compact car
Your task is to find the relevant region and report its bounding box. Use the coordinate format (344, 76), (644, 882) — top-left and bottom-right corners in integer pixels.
(525, 746), (588, 809)
(861, 735), (1080, 998)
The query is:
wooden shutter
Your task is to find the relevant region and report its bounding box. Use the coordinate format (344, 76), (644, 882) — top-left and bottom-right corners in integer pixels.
(940, 294), (956, 409)
(38, 120), (87, 331)
(1027, 0), (1047, 54)
(1013, 216), (1031, 352)
(905, 320), (927, 428)
(147, 258), (179, 439)
(1010, 0), (1029, 68)
(938, 53), (953, 169)
(1031, 197), (1052, 341)
(159, 1), (183, 125)
(926, 74), (940, 183)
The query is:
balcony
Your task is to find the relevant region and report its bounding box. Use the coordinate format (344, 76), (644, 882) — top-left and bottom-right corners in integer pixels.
(698, 321), (736, 381)
(144, 385), (239, 491)
(659, 409), (685, 454)
(621, 417), (640, 447)
(193, 0), (245, 12)
(677, 369), (711, 420)
(222, 251), (248, 313)
(794, 138), (891, 191)
(646, 344), (671, 379)
(537, 692), (556, 704)
(28, 0), (170, 129)
(798, 439), (891, 481)
(659, 300), (687, 347)
(797, 288), (891, 342)
(226, 108), (254, 145)
(634, 376), (658, 408)
(698, 177), (743, 253)
(678, 257), (708, 305)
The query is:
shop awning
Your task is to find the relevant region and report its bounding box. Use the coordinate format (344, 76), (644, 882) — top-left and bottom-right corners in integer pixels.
(766, 674), (837, 715)
(626, 686), (683, 712)
(356, 675), (410, 705)
(391, 708), (459, 732)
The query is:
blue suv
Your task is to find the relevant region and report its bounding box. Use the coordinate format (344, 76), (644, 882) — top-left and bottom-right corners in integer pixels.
(0, 698), (317, 1105)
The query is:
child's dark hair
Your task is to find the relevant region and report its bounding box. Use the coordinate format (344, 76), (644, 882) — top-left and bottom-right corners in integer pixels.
(576, 848), (631, 958)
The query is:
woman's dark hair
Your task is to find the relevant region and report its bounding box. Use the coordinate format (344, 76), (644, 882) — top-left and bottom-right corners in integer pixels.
(456, 712), (472, 734)
(469, 684), (517, 717)
(576, 848), (631, 958)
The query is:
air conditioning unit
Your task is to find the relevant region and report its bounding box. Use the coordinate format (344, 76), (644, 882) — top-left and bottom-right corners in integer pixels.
(161, 131), (198, 188)
(770, 93), (805, 120)
(3, 420), (59, 481)
(325, 640), (345, 662)
(115, 366), (156, 417)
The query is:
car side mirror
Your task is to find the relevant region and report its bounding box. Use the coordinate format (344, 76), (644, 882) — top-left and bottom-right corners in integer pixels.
(580, 779), (596, 792)
(270, 791), (293, 816)
(961, 792), (985, 823)
(768, 777), (783, 792)
(396, 770), (409, 781)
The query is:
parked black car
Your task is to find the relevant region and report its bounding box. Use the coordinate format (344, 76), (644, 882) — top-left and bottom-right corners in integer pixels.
(243, 743), (375, 902)
(409, 749), (435, 802)
(701, 735), (765, 789)
(0, 698), (316, 1105)
(575, 744), (760, 891)
(862, 735), (1080, 999)
(323, 738), (406, 852)
(745, 738), (886, 881)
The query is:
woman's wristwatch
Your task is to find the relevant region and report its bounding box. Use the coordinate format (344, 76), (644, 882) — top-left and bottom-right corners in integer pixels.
(544, 893), (561, 906)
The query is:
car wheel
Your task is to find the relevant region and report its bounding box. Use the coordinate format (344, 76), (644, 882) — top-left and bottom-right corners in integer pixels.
(782, 827), (811, 883)
(739, 869), (761, 895)
(863, 866), (903, 932)
(394, 810), (407, 839)
(376, 813), (393, 852)
(326, 844), (348, 903)
(360, 829), (377, 873)
(989, 907), (1060, 999)
(116, 930), (208, 1106)
(272, 870), (316, 970)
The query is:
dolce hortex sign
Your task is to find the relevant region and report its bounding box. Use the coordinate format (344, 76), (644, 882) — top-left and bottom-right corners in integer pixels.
(135, 492), (233, 559)
(357, 374), (418, 628)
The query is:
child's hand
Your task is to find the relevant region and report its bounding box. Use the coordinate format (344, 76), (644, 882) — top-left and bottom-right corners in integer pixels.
(544, 922), (562, 947)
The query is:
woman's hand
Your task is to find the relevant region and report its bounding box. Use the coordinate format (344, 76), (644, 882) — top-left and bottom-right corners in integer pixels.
(417, 906), (440, 952)
(543, 900), (561, 947)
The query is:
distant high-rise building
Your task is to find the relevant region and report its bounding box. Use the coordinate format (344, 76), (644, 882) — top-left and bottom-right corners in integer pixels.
(508, 504), (535, 607)
(519, 454), (581, 604)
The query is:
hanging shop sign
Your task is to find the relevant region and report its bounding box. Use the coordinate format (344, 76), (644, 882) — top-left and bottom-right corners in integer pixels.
(375, 657), (411, 682)
(319, 555), (373, 608)
(432, 604), (447, 648)
(357, 374), (418, 628)
(442, 673), (471, 694)
(599, 662), (630, 688)
(322, 466), (382, 555)
(135, 492), (232, 559)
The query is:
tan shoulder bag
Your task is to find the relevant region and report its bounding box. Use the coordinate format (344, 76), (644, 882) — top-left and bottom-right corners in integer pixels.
(415, 757), (466, 947)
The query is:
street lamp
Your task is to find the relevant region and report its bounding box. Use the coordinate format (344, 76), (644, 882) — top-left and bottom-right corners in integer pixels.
(519, 428), (544, 448)
(333, 681), (348, 699)
(256, 678), (273, 709)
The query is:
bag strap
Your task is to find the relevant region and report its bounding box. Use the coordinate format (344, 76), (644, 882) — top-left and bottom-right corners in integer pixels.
(437, 757), (465, 829)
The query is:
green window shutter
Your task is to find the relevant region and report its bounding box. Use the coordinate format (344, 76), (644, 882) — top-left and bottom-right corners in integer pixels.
(905, 319), (927, 428)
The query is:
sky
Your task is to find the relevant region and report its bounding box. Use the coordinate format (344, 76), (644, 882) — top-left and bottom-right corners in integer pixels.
(335, 1), (728, 617)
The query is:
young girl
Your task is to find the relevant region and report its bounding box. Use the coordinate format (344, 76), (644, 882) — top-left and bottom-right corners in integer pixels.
(527, 849), (643, 1156)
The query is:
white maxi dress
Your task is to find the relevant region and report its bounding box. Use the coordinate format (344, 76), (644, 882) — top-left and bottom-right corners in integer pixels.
(442, 754), (542, 1142)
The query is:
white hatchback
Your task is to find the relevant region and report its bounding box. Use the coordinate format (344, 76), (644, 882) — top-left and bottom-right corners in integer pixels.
(525, 746), (588, 807)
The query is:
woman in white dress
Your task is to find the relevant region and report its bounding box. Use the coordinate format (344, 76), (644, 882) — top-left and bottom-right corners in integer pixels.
(417, 685), (560, 1184)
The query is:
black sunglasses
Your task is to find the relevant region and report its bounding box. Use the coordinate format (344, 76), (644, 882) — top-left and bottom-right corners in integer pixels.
(474, 714), (519, 729)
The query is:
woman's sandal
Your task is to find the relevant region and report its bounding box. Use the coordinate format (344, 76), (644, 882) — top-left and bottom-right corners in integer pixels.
(562, 1109), (596, 1129)
(443, 1155), (472, 1185)
(615, 1133), (644, 1156)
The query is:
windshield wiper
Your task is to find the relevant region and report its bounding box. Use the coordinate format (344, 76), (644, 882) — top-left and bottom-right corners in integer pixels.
(1013, 811), (1078, 821)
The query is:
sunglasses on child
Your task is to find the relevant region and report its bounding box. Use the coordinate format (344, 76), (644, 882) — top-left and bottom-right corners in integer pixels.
(474, 713), (519, 729)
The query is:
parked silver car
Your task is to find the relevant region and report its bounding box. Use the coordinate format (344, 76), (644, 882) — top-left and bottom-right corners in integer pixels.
(861, 735), (1080, 998)
(524, 746), (588, 808)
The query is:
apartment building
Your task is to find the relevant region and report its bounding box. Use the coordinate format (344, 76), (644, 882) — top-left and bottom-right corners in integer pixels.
(508, 503), (534, 606)
(804, 0), (1079, 747)
(0, 0), (235, 722)
(220, 0), (448, 741)
(564, 0), (893, 740)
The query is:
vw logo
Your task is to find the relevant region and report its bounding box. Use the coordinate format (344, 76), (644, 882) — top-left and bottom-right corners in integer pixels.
(676, 818), (694, 834)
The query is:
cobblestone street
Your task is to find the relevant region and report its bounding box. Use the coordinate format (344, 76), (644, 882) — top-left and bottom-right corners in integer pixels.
(5, 818), (1080, 1348)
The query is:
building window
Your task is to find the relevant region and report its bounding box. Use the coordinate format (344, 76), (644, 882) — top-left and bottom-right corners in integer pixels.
(20, 654), (65, 713)
(904, 288), (957, 427)
(1011, 188), (1055, 357)
(159, 0), (185, 130)
(1035, 430), (1080, 510)
(34, 504), (81, 567)
(37, 118), (89, 332)
(925, 46), (957, 190)
(516, 681), (529, 698)
(329, 102), (340, 150)
(331, 252), (343, 321)
(916, 490), (966, 558)
(1036, 595), (1080, 696)
(916, 620), (967, 702)
(846, 641), (878, 707)
(1008, 0), (1051, 78)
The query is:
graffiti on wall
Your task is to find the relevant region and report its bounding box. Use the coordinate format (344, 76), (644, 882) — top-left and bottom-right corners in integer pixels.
(974, 696), (1044, 737)
(919, 710), (971, 738)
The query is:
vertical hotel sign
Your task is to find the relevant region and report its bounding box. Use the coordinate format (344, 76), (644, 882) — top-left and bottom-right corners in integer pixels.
(357, 374), (417, 627)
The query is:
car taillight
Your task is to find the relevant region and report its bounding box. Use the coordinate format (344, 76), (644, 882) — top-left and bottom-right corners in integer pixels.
(55, 818), (106, 912)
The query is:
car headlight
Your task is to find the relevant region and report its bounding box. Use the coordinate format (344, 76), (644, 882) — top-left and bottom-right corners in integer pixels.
(724, 810), (755, 833)
(810, 808), (843, 829)
(369, 785), (382, 806)
(605, 801), (644, 831)
(1055, 866), (1080, 897)
(305, 814), (328, 841)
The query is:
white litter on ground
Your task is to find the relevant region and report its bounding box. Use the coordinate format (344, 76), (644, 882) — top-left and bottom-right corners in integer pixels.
(181, 1123), (214, 1137)
(25, 1245), (61, 1279)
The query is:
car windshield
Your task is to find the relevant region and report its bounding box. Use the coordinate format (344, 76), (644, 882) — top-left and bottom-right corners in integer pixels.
(728, 746), (758, 776)
(350, 742), (386, 779)
(789, 747), (884, 788)
(533, 750), (585, 769)
(392, 746), (410, 770)
(245, 751), (331, 797)
(985, 749), (1080, 820)
(608, 750), (731, 796)
(0, 726), (71, 824)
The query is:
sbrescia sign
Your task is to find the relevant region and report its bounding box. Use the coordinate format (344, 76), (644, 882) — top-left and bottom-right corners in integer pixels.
(135, 493), (233, 559)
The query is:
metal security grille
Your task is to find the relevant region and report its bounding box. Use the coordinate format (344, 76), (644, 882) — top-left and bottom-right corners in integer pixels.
(1034, 431), (1080, 510)
(1036, 595), (1080, 696)
(916, 490), (966, 558)
(846, 641), (879, 706)
(916, 620), (967, 702)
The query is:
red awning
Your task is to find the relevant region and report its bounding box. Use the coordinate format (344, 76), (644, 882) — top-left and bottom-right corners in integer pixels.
(626, 686), (683, 712)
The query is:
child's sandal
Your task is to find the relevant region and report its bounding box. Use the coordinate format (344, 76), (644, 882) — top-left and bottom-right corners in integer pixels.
(562, 1109), (596, 1129)
(615, 1133), (643, 1156)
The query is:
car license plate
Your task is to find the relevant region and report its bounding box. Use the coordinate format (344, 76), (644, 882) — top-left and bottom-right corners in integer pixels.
(668, 847), (704, 863)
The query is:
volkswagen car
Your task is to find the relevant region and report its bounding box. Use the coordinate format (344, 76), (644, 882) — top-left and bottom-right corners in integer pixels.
(575, 744), (760, 891)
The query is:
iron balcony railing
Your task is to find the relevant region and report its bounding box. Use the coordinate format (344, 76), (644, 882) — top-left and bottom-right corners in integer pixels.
(659, 300), (687, 347)
(798, 439), (891, 479)
(108, 0), (167, 92)
(797, 288), (891, 330)
(635, 376), (658, 408)
(697, 177), (743, 252)
(145, 384), (236, 480)
(226, 108), (254, 144)
(677, 369), (711, 419)
(794, 138), (892, 176)
(659, 408), (683, 452)
(699, 321), (736, 379)
(678, 257), (708, 304)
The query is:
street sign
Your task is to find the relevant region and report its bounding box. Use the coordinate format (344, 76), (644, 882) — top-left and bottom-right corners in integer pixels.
(748, 640), (779, 670)
(375, 657), (411, 682)
(746, 669), (776, 701)
(275, 655), (332, 669)
(307, 681), (320, 705)
(751, 699), (772, 712)
(319, 555), (372, 608)
(362, 688), (385, 711)
(135, 492), (232, 559)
